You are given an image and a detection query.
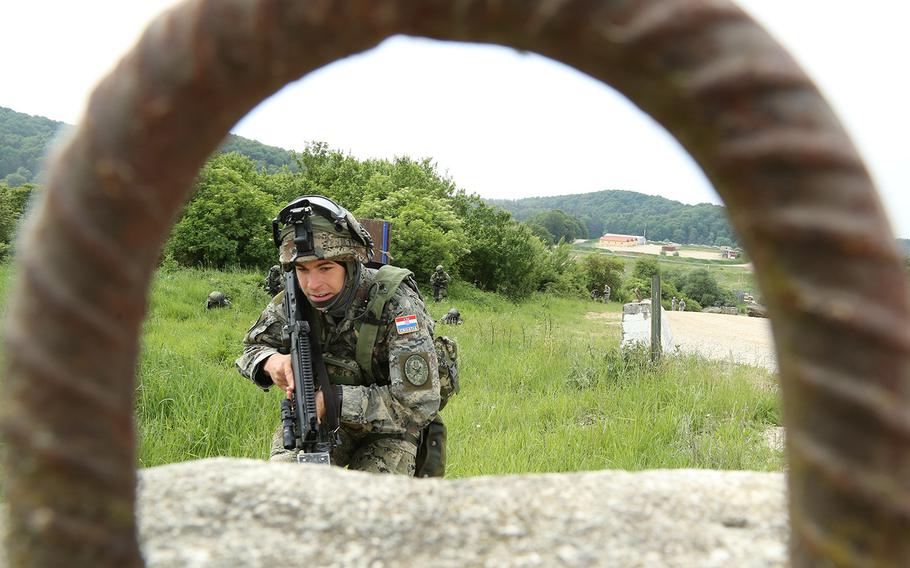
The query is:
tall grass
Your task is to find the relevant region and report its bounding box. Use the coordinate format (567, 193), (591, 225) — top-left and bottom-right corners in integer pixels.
(439, 284), (781, 475)
(0, 264), (783, 476)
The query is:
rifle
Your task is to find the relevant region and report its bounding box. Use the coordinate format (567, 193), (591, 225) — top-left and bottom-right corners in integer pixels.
(277, 204), (340, 465)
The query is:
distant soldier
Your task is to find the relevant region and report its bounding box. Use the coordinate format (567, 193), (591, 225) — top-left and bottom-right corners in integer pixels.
(263, 264), (283, 296)
(430, 264), (451, 302)
(206, 291), (231, 310)
(679, 299), (686, 312)
(634, 287), (643, 302)
(671, 297), (678, 311)
(589, 289), (599, 302)
(602, 284), (611, 304)
(439, 308), (464, 325)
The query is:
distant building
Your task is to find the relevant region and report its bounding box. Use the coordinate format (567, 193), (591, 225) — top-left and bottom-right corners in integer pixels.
(721, 247), (741, 259)
(600, 233), (646, 246)
(661, 245), (678, 252)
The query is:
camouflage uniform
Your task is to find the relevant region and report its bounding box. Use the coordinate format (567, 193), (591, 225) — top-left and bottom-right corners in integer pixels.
(236, 266), (440, 475)
(439, 308), (463, 325)
(206, 291), (230, 309)
(263, 265), (283, 296)
(430, 265), (451, 302)
(602, 284), (611, 304)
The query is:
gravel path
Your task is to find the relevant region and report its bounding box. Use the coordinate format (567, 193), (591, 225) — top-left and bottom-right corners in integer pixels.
(665, 311), (778, 372)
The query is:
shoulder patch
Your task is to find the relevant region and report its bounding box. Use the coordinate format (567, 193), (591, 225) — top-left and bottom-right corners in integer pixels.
(403, 353), (430, 387)
(395, 314), (419, 335)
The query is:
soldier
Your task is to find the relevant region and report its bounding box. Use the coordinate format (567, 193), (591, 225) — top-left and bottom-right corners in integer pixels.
(679, 299), (687, 312)
(430, 265), (451, 302)
(263, 264), (282, 296)
(439, 308), (463, 325)
(236, 195), (440, 475)
(205, 291), (230, 310)
(602, 284), (611, 304)
(671, 297), (678, 311)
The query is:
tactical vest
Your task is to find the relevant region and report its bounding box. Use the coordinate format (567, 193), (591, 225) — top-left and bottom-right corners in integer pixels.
(322, 266), (459, 408)
(323, 265), (459, 478)
(318, 266), (413, 387)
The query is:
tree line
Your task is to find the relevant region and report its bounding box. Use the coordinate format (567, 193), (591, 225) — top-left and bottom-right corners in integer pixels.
(0, 106), (302, 185)
(0, 143), (652, 303)
(490, 189), (739, 247)
(163, 144), (594, 300)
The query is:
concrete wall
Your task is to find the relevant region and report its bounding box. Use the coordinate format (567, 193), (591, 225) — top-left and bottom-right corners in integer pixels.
(621, 300), (675, 353)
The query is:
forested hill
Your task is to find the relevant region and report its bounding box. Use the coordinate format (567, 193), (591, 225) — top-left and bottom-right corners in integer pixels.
(0, 107), (63, 186)
(488, 190), (738, 247)
(0, 105), (298, 184)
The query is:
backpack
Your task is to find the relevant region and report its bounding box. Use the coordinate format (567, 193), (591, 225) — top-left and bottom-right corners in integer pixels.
(354, 265), (459, 477)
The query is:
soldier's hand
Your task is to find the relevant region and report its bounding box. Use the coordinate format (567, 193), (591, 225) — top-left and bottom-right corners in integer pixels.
(263, 353), (294, 398)
(315, 390), (325, 424)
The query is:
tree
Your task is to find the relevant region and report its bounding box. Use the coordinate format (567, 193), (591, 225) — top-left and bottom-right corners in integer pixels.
(538, 242), (588, 298)
(0, 182), (38, 259)
(525, 221), (556, 245)
(581, 253), (624, 294)
(4, 167), (30, 187)
(166, 154), (276, 267)
(354, 186), (468, 283)
(453, 194), (550, 300)
(525, 209), (587, 243)
(676, 268), (732, 307)
(632, 257), (660, 280)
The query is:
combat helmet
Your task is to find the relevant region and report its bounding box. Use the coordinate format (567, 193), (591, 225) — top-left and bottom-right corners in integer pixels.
(447, 308), (460, 318)
(206, 290), (229, 309)
(435, 265), (444, 271)
(272, 195), (373, 267)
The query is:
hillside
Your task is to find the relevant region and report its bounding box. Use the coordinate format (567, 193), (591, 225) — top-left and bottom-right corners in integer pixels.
(0, 105), (298, 184)
(0, 107), (63, 185)
(488, 190), (738, 247)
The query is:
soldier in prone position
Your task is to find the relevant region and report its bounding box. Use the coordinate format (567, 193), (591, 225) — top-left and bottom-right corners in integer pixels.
(439, 308), (463, 325)
(206, 291), (230, 309)
(236, 195), (440, 475)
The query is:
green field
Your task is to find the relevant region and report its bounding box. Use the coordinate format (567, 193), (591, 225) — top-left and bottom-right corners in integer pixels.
(0, 264), (783, 476)
(574, 245), (757, 295)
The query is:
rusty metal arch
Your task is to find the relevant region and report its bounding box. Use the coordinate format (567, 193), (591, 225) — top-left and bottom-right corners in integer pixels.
(2, 0), (908, 566)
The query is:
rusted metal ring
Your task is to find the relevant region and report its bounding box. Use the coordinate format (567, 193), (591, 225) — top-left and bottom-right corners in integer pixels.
(3, 1), (909, 566)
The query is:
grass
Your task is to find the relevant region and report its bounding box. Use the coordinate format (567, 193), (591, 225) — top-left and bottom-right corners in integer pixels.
(439, 286), (781, 475)
(0, 263), (784, 476)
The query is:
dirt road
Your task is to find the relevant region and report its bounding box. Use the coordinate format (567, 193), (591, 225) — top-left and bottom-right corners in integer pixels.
(664, 311), (777, 372)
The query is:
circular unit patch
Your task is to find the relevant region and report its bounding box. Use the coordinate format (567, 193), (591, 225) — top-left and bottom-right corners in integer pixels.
(404, 354), (430, 387)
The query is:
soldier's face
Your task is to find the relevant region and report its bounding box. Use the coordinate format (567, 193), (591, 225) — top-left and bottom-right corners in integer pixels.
(295, 259), (346, 303)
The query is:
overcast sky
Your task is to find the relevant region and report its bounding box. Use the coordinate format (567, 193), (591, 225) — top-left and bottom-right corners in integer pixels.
(2, 1), (907, 238)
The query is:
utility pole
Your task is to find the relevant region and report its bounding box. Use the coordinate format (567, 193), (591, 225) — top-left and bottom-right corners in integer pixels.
(651, 273), (661, 363)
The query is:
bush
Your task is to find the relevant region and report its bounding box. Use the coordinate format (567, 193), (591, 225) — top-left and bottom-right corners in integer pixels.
(166, 156), (277, 268)
(355, 186), (468, 283)
(455, 195), (551, 301)
(581, 253), (624, 296)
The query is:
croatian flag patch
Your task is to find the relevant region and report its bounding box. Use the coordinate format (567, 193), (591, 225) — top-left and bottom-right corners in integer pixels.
(395, 314), (419, 335)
